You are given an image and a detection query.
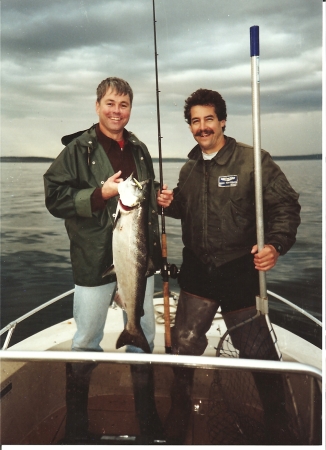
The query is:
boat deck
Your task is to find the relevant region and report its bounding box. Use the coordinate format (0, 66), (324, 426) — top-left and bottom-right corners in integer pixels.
(19, 363), (216, 445)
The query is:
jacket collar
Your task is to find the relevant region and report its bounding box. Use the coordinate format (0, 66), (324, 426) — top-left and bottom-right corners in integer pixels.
(187, 136), (237, 165)
(62, 124), (136, 149)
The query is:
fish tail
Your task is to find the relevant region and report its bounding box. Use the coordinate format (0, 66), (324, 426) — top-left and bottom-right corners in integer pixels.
(116, 328), (151, 354)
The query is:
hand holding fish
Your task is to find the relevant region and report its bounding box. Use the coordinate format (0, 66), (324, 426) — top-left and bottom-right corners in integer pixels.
(101, 170), (124, 200)
(157, 184), (174, 207)
(251, 244), (279, 271)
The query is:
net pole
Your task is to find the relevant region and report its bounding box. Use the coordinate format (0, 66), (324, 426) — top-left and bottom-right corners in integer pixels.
(250, 26), (282, 361)
(250, 26), (268, 304)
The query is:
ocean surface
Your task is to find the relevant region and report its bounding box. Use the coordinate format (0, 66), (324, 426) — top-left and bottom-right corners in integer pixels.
(0, 160), (322, 348)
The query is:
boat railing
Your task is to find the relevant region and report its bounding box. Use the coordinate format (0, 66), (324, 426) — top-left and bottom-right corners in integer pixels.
(0, 289), (75, 350)
(0, 287), (322, 350)
(0, 349), (322, 382)
(266, 290), (322, 327)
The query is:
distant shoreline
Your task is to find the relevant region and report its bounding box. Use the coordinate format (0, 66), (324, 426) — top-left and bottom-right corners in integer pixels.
(0, 154), (322, 163)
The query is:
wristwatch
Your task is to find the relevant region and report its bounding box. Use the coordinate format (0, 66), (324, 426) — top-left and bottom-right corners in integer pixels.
(269, 243), (283, 254)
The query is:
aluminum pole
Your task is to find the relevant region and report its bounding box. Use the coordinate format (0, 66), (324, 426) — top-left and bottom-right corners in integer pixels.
(250, 25), (268, 302)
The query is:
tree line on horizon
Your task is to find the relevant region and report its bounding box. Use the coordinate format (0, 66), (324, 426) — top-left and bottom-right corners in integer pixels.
(0, 154), (322, 163)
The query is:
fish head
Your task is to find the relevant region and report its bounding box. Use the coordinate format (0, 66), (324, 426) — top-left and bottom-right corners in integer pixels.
(118, 174), (150, 209)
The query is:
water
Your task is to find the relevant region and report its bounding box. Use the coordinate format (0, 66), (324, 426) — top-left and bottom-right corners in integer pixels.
(0, 160), (322, 347)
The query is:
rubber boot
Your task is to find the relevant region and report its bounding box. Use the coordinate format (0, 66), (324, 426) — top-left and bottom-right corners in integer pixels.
(222, 307), (298, 445)
(252, 371), (300, 444)
(164, 366), (195, 444)
(61, 362), (97, 444)
(130, 364), (166, 445)
(171, 290), (219, 356)
(165, 290), (218, 443)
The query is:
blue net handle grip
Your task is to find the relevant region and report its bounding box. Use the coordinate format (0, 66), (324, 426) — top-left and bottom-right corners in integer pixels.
(250, 25), (260, 57)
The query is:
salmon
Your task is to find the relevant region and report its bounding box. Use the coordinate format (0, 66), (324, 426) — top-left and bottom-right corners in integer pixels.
(103, 175), (153, 353)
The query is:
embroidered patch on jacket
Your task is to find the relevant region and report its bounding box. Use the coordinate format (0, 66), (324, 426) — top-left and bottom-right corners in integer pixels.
(218, 175), (238, 187)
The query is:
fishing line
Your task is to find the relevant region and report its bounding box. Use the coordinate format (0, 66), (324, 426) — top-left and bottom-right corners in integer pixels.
(152, 0), (172, 353)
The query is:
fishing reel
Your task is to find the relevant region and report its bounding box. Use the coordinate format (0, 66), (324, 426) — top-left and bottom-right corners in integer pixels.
(156, 263), (179, 280)
(157, 263), (179, 280)
(167, 263), (179, 279)
(168, 263), (179, 279)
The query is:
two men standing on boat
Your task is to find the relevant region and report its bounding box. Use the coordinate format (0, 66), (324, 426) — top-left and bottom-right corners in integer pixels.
(160, 88), (301, 444)
(44, 79), (300, 444)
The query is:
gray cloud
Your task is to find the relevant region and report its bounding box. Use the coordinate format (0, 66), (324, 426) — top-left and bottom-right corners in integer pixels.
(1, 0), (322, 158)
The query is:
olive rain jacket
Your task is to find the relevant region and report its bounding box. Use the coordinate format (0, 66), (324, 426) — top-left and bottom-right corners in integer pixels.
(44, 125), (161, 287)
(165, 136), (301, 268)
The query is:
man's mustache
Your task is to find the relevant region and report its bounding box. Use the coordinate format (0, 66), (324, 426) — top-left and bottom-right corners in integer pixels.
(195, 129), (214, 137)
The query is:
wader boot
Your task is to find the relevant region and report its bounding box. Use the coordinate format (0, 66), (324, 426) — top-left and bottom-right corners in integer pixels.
(165, 290), (219, 443)
(222, 307), (298, 445)
(130, 364), (166, 444)
(164, 366), (195, 444)
(62, 362), (97, 444)
(171, 290), (219, 356)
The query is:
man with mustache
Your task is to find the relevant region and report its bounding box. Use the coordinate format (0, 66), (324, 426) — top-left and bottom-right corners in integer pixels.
(163, 88), (301, 444)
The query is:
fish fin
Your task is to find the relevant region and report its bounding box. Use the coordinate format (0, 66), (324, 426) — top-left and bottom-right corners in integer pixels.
(116, 328), (151, 354)
(145, 257), (156, 277)
(113, 291), (126, 310)
(102, 264), (115, 278)
(113, 205), (121, 229)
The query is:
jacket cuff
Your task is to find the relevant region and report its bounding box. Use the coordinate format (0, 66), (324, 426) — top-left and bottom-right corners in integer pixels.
(268, 243), (283, 255)
(91, 188), (107, 212)
(74, 188), (96, 217)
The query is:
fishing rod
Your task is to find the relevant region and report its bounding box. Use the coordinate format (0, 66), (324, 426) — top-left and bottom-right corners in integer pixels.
(152, 0), (172, 354)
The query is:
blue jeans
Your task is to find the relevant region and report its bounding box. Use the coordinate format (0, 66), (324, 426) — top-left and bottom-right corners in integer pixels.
(72, 276), (155, 353)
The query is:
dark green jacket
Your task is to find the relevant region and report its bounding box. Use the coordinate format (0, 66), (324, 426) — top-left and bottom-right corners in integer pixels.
(44, 125), (161, 286)
(165, 136), (301, 267)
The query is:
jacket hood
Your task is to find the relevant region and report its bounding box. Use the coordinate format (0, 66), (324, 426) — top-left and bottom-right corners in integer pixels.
(61, 126), (92, 146)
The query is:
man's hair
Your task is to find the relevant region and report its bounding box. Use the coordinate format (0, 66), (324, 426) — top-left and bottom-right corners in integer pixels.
(96, 77), (133, 105)
(184, 88), (227, 131)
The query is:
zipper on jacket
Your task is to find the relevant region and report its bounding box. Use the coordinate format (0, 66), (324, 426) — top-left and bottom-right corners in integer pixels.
(203, 160), (209, 252)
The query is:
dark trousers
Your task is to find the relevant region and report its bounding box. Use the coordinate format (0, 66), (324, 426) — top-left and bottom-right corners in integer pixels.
(170, 250), (296, 444)
(178, 249), (259, 312)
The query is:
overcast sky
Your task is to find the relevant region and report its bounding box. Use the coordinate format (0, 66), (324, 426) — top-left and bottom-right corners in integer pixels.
(1, 0), (323, 159)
